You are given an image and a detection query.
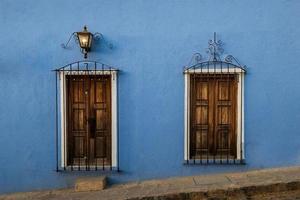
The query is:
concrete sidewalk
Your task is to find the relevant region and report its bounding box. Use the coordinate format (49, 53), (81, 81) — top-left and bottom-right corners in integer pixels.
(1, 166), (300, 200)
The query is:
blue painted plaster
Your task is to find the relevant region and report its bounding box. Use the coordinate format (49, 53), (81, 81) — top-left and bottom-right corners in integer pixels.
(1, 0), (300, 194)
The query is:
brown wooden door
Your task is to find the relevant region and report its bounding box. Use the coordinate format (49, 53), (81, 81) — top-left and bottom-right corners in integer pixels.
(67, 75), (111, 166)
(190, 74), (237, 159)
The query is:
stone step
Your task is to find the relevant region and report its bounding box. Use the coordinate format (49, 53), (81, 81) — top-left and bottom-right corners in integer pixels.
(75, 176), (107, 192)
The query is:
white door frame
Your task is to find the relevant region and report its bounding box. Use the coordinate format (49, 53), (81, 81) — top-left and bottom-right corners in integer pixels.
(184, 68), (245, 161)
(59, 71), (118, 168)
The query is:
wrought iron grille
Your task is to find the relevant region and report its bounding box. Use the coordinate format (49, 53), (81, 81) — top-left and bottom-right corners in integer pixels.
(54, 60), (119, 171)
(184, 33), (246, 165)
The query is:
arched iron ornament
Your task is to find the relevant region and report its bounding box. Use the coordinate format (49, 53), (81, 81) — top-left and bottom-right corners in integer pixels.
(184, 33), (246, 165)
(53, 60), (120, 172)
(54, 60), (119, 73)
(184, 32), (246, 73)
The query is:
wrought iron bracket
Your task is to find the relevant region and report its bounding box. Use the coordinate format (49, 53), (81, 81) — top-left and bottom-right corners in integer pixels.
(61, 32), (103, 49)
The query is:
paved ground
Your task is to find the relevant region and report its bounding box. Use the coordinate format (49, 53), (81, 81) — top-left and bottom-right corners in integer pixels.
(1, 166), (300, 200)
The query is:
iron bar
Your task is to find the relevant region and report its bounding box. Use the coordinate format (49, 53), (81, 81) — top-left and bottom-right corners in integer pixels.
(85, 62), (89, 171)
(109, 67), (114, 171)
(186, 67), (190, 165)
(240, 71), (244, 164)
(185, 65), (189, 164)
(77, 62), (81, 171)
(193, 66), (196, 164)
(102, 63), (105, 171)
(220, 61), (223, 164)
(227, 62), (230, 164)
(62, 68), (66, 171)
(200, 62), (203, 164)
(117, 70), (120, 172)
(206, 62), (209, 164)
(55, 72), (59, 171)
(69, 64), (73, 171)
(94, 62), (98, 171)
(233, 63), (236, 164)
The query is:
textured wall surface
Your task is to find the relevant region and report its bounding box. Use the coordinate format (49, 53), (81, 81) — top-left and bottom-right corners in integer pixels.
(0, 0), (300, 194)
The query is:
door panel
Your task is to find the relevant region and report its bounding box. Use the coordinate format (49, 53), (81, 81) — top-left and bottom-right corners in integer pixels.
(190, 74), (237, 159)
(89, 77), (111, 165)
(67, 77), (87, 165)
(215, 78), (237, 157)
(67, 75), (111, 166)
(190, 78), (212, 157)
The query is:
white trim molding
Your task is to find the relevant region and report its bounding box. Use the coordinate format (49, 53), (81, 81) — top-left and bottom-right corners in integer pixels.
(184, 68), (245, 74)
(59, 71), (118, 168)
(184, 69), (245, 161)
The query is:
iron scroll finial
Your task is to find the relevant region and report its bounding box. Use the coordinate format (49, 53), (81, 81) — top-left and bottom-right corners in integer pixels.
(188, 53), (203, 67)
(206, 32), (223, 61)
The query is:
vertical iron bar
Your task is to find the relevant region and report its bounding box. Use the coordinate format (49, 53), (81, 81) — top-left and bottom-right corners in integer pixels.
(109, 67), (112, 171)
(184, 68), (188, 164)
(220, 61), (223, 164)
(63, 68), (66, 171)
(206, 62), (209, 164)
(186, 68), (190, 165)
(240, 69), (243, 164)
(200, 63), (208, 164)
(193, 66), (196, 164)
(70, 64), (73, 171)
(94, 62), (98, 171)
(233, 65), (237, 164)
(200, 63), (202, 164)
(227, 63), (230, 164)
(213, 61), (216, 164)
(85, 63), (88, 171)
(102, 64), (105, 171)
(117, 70), (120, 172)
(55, 71), (59, 171)
(77, 62), (81, 171)
(83, 64), (87, 171)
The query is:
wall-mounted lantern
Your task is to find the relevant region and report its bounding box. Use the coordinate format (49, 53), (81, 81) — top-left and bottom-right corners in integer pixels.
(62, 26), (101, 59)
(77, 26), (93, 58)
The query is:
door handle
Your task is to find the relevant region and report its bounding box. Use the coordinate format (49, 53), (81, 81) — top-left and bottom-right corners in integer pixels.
(88, 117), (96, 138)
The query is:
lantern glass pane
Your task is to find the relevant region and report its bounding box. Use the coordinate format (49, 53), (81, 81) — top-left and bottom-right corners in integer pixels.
(88, 35), (92, 49)
(78, 33), (90, 49)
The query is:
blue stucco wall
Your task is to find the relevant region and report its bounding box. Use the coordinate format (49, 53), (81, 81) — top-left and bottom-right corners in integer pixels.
(1, 0), (300, 194)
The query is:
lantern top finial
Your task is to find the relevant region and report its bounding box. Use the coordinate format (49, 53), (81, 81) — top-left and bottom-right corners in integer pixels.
(83, 26), (88, 32)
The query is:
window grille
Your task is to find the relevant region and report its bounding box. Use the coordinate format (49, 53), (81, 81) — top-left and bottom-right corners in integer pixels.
(54, 60), (119, 171)
(184, 33), (246, 165)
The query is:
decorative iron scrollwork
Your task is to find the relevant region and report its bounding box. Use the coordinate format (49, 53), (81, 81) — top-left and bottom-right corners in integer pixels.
(188, 53), (203, 67)
(61, 32), (103, 49)
(206, 32), (223, 61)
(186, 32), (246, 71)
(224, 55), (243, 67)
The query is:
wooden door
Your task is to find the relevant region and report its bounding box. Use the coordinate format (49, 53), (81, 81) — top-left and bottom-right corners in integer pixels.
(67, 75), (111, 166)
(190, 74), (237, 159)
